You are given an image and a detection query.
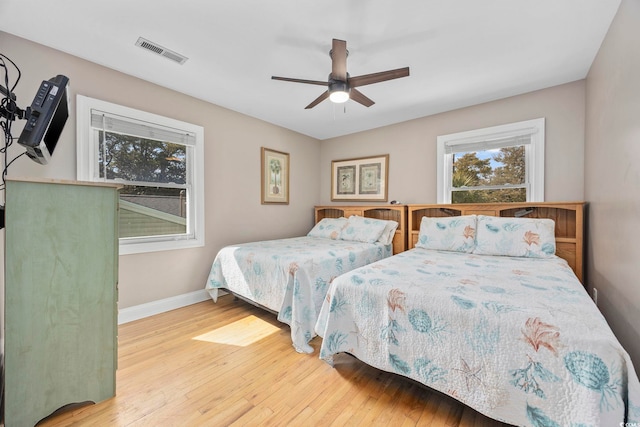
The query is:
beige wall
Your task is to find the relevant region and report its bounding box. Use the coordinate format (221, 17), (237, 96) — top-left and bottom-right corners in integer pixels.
(0, 32), (321, 308)
(585, 0), (640, 369)
(320, 80), (586, 204)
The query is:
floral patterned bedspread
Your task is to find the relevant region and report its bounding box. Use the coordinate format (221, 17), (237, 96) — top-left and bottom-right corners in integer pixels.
(206, 236), (391, 353)
(315, 248), (640, 426)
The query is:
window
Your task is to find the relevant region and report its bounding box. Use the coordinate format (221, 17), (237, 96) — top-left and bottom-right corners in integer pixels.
(437, 118), (544, 204)
(76, 95), (204, 254)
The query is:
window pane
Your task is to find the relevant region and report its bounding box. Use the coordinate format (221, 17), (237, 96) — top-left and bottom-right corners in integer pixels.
(98, 131), (187, 184)
(488, 146), (525, 186)
(452, 188), (526, 204)
(119, 186), (187, 238)
(452, 146), (525, 189)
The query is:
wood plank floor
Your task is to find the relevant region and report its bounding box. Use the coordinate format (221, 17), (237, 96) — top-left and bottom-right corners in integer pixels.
(38, 295), (511, 427)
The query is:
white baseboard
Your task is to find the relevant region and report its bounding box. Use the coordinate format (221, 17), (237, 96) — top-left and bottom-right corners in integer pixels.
(118, 289), (212, 324)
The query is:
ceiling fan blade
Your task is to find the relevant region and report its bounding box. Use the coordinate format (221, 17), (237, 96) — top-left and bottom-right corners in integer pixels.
(349, 67), (410, 88)
(350, 88), (375, 107)
(271, 76), (328, 86)
(331, 39), (347, 81)
(305, 91), (330, 109)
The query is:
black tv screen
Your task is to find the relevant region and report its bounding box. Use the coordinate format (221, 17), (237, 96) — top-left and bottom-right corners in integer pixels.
(17, 74), (69, 165)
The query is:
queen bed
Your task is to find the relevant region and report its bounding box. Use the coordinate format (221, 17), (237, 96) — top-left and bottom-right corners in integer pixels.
(205, 205), (406, 353)
(315, 202), (640, 426)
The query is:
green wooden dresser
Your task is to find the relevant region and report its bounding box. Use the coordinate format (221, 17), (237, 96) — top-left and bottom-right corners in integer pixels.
(4, 178), (120, 427)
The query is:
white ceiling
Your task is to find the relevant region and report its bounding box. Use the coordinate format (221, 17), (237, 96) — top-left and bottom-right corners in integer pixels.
(0, 0), (621, 140)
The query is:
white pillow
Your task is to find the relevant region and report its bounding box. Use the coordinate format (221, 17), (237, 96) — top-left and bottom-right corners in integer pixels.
(415, 215), (477, 253)
(307, 217), (347, 240)
(339, 215), (388, 244)
(474, 215), (556, 258)
(377, 220), (399, 245)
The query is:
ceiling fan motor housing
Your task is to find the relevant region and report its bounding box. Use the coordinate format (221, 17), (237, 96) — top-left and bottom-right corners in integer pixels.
(328, 77), (350, 94)
(328, 76), (350, 103)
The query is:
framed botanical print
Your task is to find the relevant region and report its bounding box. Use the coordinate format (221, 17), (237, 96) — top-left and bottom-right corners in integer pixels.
(261, 147), (289, 204)
(331, 154), (388, 201)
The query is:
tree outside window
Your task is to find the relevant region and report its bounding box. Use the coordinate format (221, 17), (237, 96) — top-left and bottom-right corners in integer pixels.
(452, 146), (526, 203)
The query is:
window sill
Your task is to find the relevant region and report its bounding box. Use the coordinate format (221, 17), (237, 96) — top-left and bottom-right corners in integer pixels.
(119, 237), (204, 255)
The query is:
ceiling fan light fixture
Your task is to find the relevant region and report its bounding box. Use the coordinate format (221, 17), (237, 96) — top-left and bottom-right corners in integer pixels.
(329, 80), (350, 103)
(329, 90), (349, 103)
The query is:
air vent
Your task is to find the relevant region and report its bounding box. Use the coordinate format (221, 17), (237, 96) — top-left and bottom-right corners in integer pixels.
(135, 37), (188, 65)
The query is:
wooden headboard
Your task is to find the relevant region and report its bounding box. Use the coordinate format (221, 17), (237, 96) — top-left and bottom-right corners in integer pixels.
(407, 202), (586, 283)
(315, 205), (407, 254)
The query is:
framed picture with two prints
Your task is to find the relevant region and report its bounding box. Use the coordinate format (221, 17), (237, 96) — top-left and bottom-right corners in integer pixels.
(331, 154), (388, 201)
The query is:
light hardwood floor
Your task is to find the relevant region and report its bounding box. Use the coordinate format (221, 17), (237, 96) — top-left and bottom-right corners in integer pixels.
(38, 295), (511, 426)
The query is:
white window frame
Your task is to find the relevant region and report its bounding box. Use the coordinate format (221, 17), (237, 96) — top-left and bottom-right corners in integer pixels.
(436, 118), (545, 203)
(76, 95), (205, 255)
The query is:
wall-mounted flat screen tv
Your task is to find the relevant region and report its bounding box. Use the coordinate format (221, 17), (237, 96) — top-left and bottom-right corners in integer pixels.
(17, 74), (69, 165)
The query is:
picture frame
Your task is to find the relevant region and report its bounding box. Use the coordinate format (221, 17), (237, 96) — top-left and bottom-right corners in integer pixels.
(331, 154), (389, 201)
(261, 147), (290, 204)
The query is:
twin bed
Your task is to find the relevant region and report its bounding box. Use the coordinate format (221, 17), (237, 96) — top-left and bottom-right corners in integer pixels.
(205, 202), (640, 426)
(205, 205), (406, 353)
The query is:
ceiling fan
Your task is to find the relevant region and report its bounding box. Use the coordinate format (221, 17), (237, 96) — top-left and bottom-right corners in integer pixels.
(271, 38), (410, 109)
